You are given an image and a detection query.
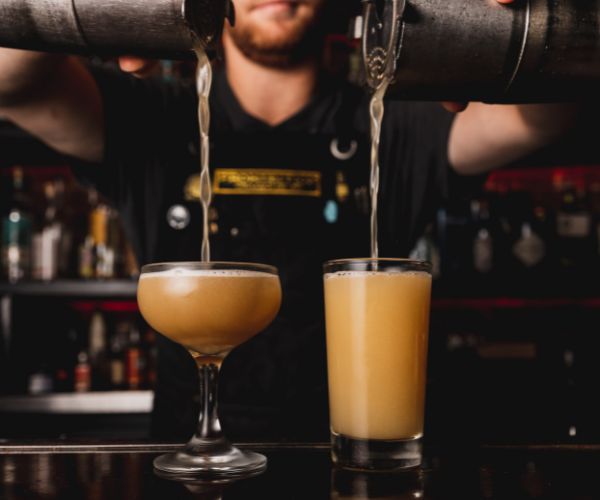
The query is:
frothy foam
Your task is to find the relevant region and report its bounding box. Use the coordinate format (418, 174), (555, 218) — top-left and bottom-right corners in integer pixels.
(141, 269), (277, 279)
(324, 270), (430, 280)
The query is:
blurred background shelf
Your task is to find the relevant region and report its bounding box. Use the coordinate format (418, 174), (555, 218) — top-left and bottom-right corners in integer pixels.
(0, 391), (152, 415)
(0, 280), (138, 298)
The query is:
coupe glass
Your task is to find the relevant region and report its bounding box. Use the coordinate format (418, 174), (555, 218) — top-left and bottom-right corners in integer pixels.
(137, 261), (282, 480)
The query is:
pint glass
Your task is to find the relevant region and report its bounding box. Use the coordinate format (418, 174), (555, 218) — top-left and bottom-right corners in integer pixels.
(323, 259), (432, 470)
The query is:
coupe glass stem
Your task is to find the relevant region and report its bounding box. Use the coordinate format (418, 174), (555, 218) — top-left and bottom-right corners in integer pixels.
(186, 358), (228, 452)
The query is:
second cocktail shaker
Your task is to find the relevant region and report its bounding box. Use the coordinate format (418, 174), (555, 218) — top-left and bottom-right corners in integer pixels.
(363, 0), (600, 102)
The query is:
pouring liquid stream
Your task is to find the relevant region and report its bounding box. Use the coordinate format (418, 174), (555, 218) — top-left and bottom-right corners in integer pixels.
(195, 46), (213, 262)
(368, 80), (391, 261)
(364, 0), (402, 262)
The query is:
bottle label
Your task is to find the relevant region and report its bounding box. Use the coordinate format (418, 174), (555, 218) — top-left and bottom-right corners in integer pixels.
(96, 244), (115, 279)
(28, 373), (53, 395)
(90, 207), (108, 245)
(473, 229), (493, 274)
(79, 240), (95, 279)
(74, 364), (91, 392)
(32, 225), (60, 281)
(513, 233), (545, 268)
(110, 360), (125, 388)
(127, 349), (141, 389)
(557, 213), (591, 238)
(3, 244), (30, 282)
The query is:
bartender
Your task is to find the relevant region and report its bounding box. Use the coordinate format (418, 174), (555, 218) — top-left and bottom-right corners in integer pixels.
(0, 0), (575, 441)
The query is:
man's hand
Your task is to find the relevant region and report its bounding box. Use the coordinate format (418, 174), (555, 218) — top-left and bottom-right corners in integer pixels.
(441, 0), (515, 113)
(118, 56), (160, 78)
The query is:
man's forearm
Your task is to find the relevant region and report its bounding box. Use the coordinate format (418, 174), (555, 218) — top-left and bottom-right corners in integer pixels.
(515, 103), (579, 141)
(0, 48), (104, 163)
(448, 102), (579, 175)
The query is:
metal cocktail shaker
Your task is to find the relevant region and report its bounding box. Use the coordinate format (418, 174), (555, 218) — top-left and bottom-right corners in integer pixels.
(0, 0), (599, 101)
(363, 0), (600, 102)
(0, 0), (234, 58)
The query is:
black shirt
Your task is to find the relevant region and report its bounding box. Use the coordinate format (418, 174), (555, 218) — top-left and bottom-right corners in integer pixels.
(76, 65), (469, 441)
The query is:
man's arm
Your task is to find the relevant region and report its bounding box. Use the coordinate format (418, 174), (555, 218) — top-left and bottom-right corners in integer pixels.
(0, 48), (104, 163)
(448, 102), (578, 175)
(445, 0), (582, 176)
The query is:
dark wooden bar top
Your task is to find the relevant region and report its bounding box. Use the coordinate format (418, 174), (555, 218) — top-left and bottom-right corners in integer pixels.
(2, 441), (600, 498)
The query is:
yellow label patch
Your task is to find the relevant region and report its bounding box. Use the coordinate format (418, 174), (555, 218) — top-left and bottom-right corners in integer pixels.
(186, 169), (322, 200)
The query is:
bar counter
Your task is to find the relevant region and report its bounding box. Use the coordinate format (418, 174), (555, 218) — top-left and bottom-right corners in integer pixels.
(1, 441), (600, 498)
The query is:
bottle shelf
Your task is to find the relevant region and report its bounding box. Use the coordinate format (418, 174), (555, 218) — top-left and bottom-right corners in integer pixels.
(486, 165), (600, 186)
(0, 280), (138, 298)
(0, 391), (152, 415)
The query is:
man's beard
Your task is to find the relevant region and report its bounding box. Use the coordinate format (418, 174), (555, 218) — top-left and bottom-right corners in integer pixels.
(226, 11), (327, 68)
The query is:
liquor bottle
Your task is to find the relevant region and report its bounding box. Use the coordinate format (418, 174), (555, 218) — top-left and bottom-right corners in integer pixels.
(1, 167), (33, 283)
(78, 189), (116, 279)
(109, 322), (128, 390)
(512, 221), (546, 271)
(53, 179), (73, 278)
(78, 235), (95, 279)
(510, 191), (548, 280)
(486, 178), (513, 268)
(92, 204), (115, 279)
(126, 326), (142, 390)
(53, 328), (81, 392)
(106, 208), (123, 278)
(123, 243), (140, 279)
(88, 311), (109, 389)
(78, 189), (97, 279)
(554, 176), (593, 276)
(32, 182), (62, 281)
(471, 198), (494, 276)
(28, 364), (54, 395)
(74, 351), (91, 393)
(409, 224), (441, 279)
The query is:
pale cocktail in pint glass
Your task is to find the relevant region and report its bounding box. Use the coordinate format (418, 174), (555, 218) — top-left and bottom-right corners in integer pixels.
(323, 258), (432, 470)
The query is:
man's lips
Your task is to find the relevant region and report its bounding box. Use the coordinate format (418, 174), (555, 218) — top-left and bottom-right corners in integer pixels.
(252, 1), (299, 13)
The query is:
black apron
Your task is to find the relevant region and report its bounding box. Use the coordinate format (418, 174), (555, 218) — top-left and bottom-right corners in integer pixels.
(151, 100), (371, 442)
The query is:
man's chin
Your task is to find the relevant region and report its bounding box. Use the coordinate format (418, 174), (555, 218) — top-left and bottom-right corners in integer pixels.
(246, 27), (295, 45)
(237, 44), (308, 68)
(226, 6), (327, 68)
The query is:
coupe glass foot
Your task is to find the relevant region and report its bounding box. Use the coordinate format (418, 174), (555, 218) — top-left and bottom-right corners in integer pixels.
(153, 444), (267, 481)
